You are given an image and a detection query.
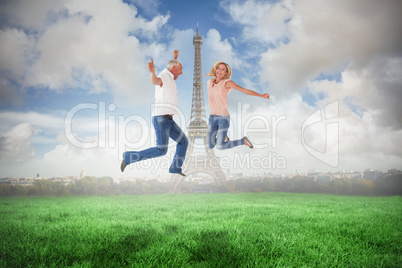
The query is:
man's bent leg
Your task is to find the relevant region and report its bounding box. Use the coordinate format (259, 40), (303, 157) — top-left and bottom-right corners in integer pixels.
(168, 120), (188, 174)
(122, 116), (170, 166)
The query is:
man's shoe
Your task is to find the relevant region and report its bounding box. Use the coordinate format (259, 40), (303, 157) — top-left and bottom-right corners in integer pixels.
(243, 136), (254, 148)
(120, 160), (127, 172)
(169, 170), (186, 176)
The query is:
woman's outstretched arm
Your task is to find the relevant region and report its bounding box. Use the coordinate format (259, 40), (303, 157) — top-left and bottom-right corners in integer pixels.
(225, 80), (270, 99)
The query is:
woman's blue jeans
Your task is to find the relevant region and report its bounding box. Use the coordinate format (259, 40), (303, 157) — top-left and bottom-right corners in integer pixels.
(207, 115), (244, 150)
(123, 115), (188, 174)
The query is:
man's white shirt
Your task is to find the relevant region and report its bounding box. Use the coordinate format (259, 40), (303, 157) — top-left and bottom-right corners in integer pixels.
(153, 68), (179, 116)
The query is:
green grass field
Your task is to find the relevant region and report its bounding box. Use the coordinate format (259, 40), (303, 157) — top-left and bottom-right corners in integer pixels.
(1, 193), (401, 267)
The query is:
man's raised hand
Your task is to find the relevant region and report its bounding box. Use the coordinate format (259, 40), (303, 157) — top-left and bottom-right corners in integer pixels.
(173, 50), (179, 60)
(148, 59), (155, 73)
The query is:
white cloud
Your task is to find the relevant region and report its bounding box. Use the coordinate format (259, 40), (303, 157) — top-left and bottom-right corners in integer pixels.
(0, 28), (36, 105)
(220, 93), (318, 173)
(0, 123), (36, 163)
(221, 0), (292, 45)
(123, 0), (161, 17)
(203, 29), (243, 71)
(0, 0), (172, 106)
(0, 0), (65, 30)
(308, 57), (402, 129)
(258, 0), (402, 95)
(0, 29), (31, 77)
(0, 111), (64, 134)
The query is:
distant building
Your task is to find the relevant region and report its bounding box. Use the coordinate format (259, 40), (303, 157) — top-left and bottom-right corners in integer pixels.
(316, 174), (332, 183)
(308, 170), (361, 182)
(331, 170), (361, 179)
(263, 172), (274, 178)
(229, 172), (245, 178)
(363, 169), (383, 180)
(307, 172), (321, 180)
(80, 168), (86, 179)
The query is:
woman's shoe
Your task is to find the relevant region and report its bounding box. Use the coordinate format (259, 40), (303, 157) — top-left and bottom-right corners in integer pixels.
(243, 136), (254, 148)
(121, 160), (127, 172)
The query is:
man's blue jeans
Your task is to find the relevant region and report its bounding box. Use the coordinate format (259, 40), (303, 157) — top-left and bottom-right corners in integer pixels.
(123, 115), (188, 174)
(207, 115), (244, 150)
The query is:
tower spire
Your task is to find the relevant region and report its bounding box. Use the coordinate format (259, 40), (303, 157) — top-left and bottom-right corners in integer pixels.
(190, 21), (205, 127)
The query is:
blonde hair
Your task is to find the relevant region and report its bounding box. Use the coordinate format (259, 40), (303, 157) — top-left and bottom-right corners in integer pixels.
(206, 61), (232, 79)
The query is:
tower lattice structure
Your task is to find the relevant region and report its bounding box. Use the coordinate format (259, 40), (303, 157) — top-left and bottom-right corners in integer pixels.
(170, 23), (227, 192)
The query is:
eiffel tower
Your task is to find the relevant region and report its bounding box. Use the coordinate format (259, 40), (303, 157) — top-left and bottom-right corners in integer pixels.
(170, 23), (227, 193)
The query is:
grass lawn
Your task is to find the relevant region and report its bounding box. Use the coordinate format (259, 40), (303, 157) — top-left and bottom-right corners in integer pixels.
(1, 192), (401, 267)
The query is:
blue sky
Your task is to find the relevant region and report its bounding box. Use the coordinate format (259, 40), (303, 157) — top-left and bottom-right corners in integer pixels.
(1, 0), (401, 178)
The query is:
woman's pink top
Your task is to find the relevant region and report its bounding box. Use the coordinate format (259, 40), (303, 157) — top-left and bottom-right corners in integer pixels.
(207, 79), (233, 116)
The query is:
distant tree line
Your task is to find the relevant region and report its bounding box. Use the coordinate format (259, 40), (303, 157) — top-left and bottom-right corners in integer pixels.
(0, 170), (401, 197)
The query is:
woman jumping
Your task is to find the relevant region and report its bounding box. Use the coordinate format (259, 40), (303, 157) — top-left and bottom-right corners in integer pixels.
(206, 61), (269, 150)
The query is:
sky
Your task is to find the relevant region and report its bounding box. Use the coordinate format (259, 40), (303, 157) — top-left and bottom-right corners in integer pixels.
(0, 0), (401, 179)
